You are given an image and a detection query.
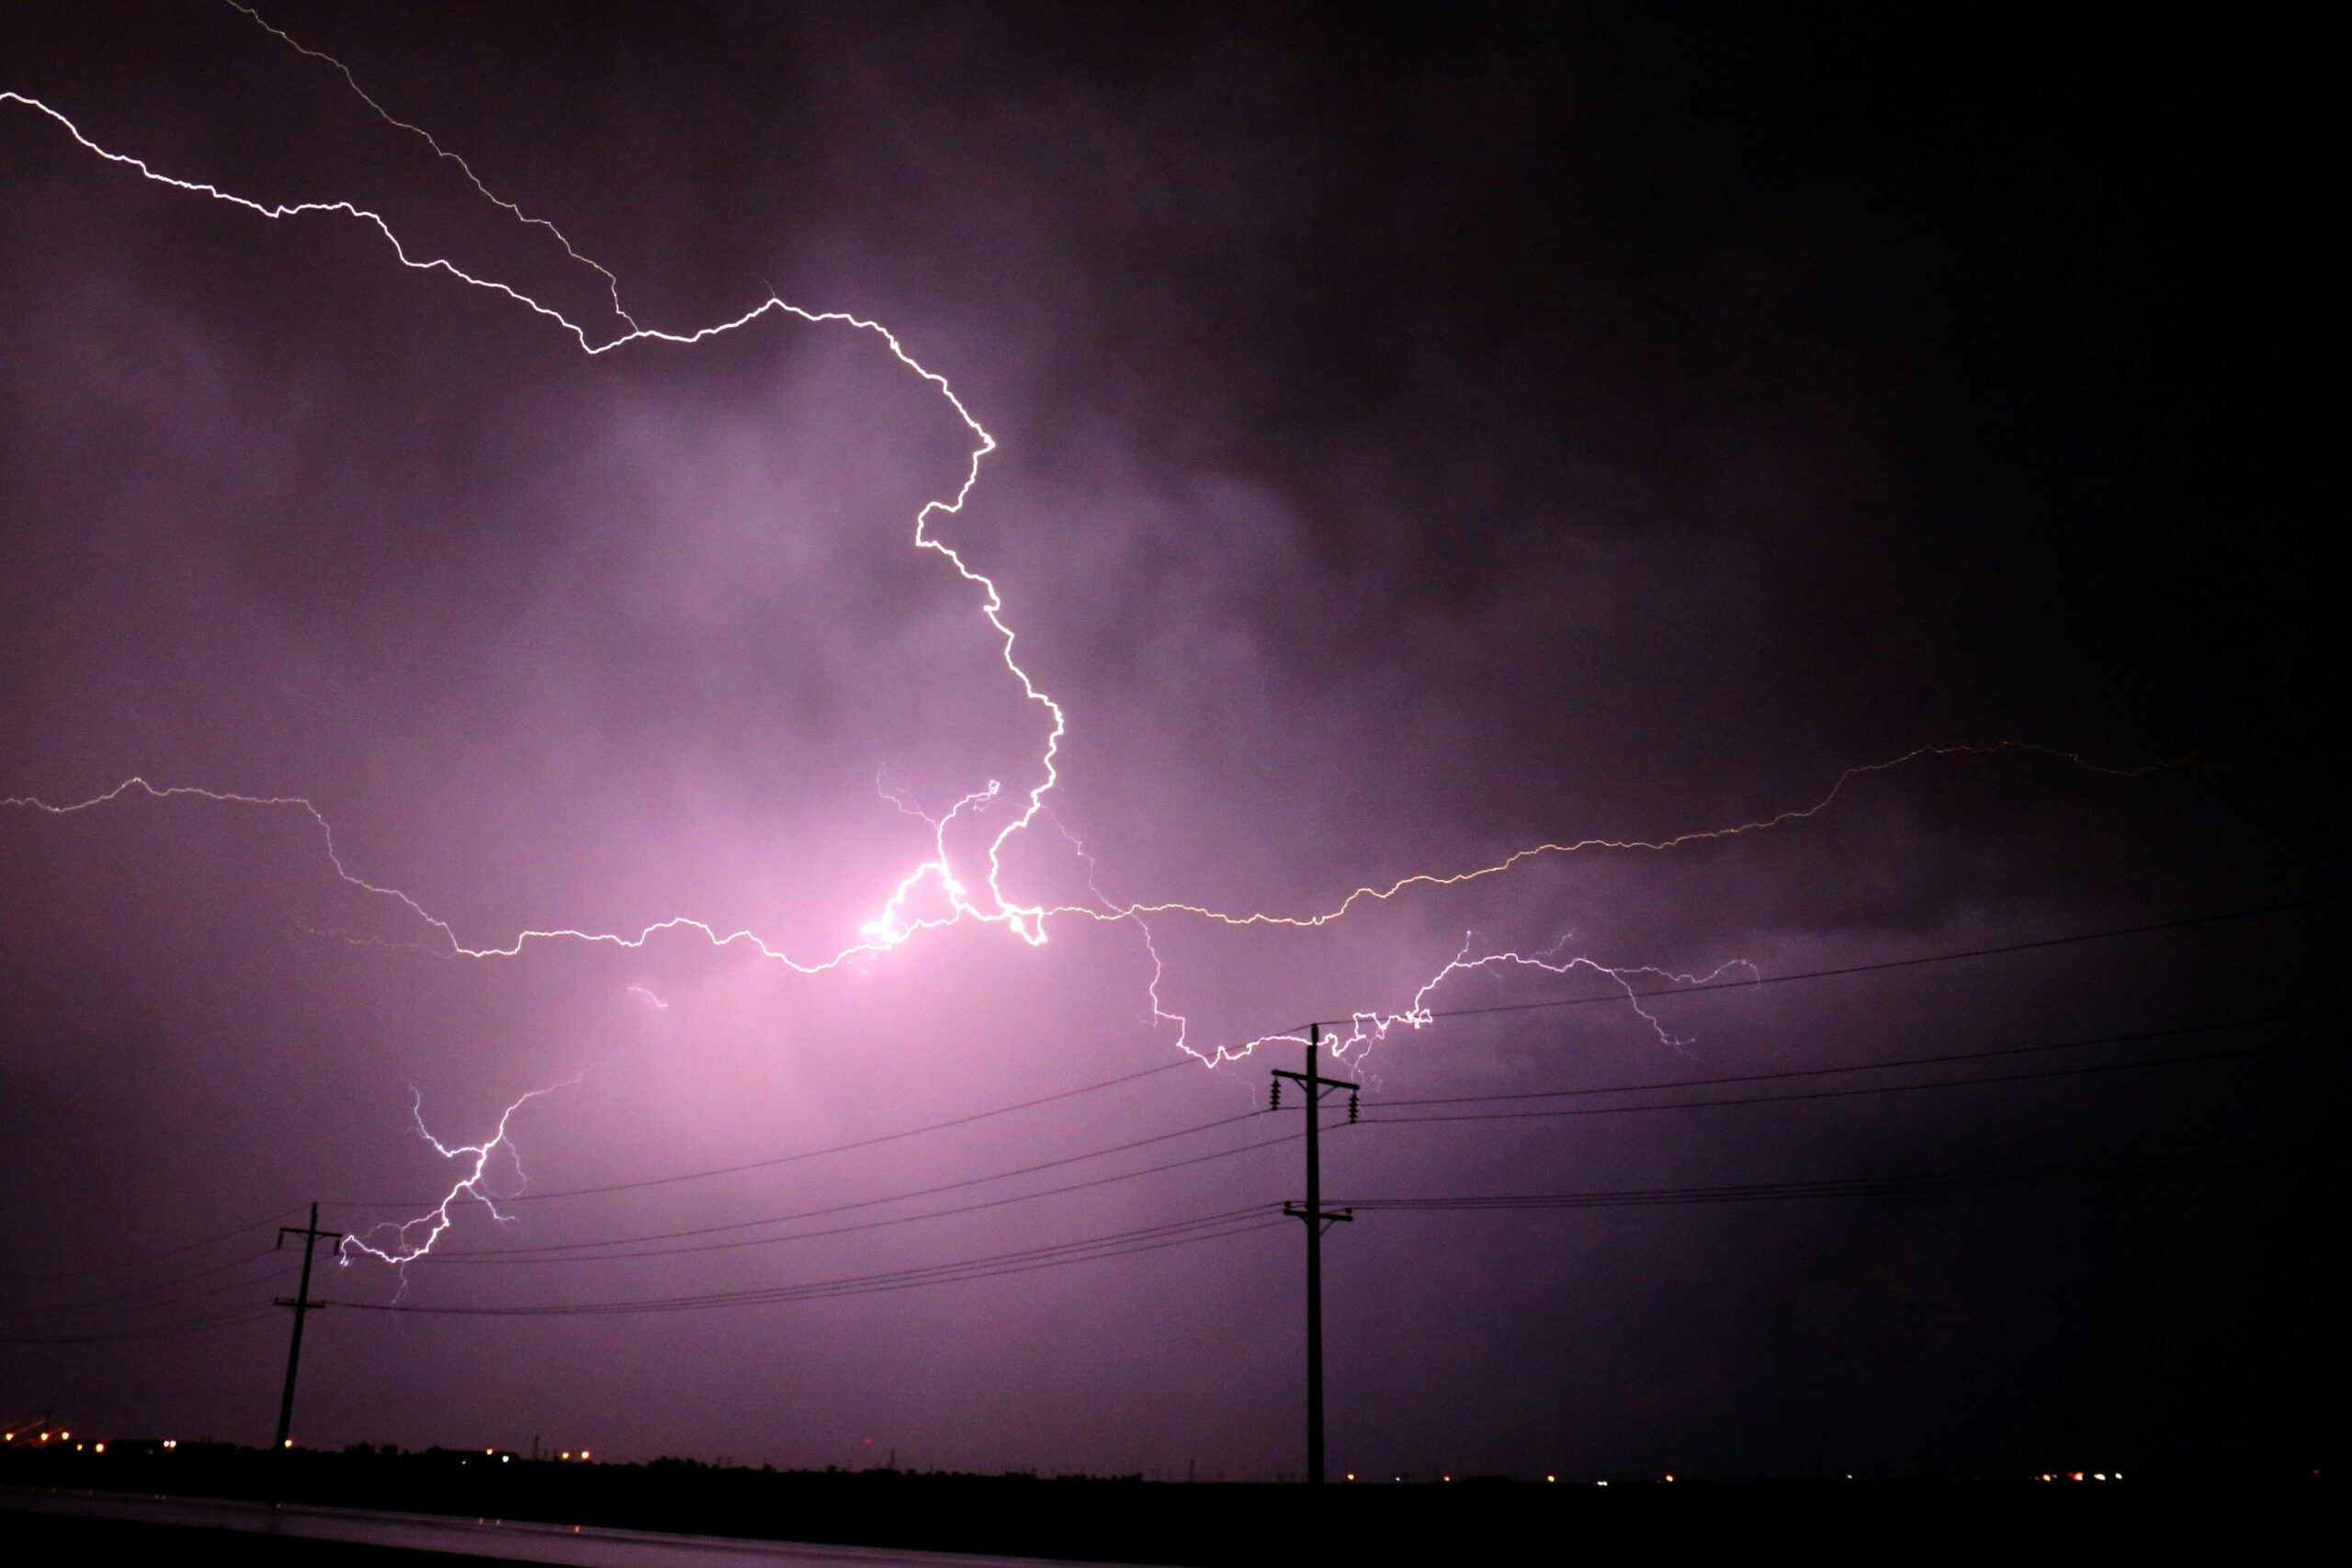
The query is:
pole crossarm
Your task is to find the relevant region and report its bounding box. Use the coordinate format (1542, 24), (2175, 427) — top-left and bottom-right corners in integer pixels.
(1270, 1063), (1359, 1125)
(278, 1224), (345, 1248)
(1282, 1201), (1354, 1235)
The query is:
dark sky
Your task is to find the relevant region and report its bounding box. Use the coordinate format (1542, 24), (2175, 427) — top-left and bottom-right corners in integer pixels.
(0, 2), (2330, 1481)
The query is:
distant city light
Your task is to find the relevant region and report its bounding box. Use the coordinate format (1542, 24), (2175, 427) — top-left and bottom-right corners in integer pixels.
(94, 1442), (105, 1454)
(1545, 1474), (1556, 1483)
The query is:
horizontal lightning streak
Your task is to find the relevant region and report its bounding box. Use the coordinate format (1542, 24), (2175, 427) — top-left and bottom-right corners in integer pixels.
(1, 17), (2171, 1280)
(0, 79), (1055, 980)
(220, 0), (641, 334)
(0, 79), (2154, 1048)
(1080, 741), (2167, 932)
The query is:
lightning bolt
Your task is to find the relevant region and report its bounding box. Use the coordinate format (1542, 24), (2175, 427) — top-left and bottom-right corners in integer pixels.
(1, 13), (2162, 1267)
(1069, 741), (2165, 933)
(338, 1077), (581, 1283)
(1224, 939), (1760, 1078)
(219, 0), (639, 336)
(0, 59), (1053, 970)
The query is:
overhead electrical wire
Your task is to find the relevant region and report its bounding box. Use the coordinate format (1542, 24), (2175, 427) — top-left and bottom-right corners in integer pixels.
(375, 1018), (2329, 1267)
(0, 1204), (304, 1285)
(322, 1140), (2322, 1322)
(328, 1207), (1288, 1318)
(418, 1016), (2325, 1264)
(1369, 1013), (2324, 1107)
(0, 1252), (298, 1319)
(337, 902), (2321, 1215)
(422, 1111), (1300, 1261)
(0, 1302), (284, 1347)
(26, 904), (2316, 1290)
(1329, 1143), (2321, 1211)
(334, 1054), (1208, 1210)
(1357, 1036), (2330, 1125)
(426, 1122), (1334, 1267)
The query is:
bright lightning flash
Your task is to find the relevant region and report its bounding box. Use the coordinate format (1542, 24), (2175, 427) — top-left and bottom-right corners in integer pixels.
(0, 10), (2154, 1269)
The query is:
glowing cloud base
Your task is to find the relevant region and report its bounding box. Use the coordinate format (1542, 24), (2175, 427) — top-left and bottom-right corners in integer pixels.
(1, 9), (2144, 1271)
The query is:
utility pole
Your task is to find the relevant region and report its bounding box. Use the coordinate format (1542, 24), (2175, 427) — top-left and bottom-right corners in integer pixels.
(1272, 1021), (1354, 1485)
(274, 1203), (342, 1455)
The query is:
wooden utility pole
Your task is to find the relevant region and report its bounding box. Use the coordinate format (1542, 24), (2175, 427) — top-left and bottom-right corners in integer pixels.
(1272, 1021), (1354, 1485)
(273, 1203), (342, 1454)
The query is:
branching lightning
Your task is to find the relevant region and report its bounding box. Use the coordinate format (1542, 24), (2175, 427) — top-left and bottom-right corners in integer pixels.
(1, 8), (2157, 1269)
(1277, 938), (1760, 1074)
(339, 1077), (582, 1281)
(1083, 742), (2162, 933)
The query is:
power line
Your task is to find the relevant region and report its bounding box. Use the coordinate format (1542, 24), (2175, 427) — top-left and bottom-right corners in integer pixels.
(0, 1205), (303, 1285)
(1311, 900), (2322, 1029)
(368, 1018), (2327, 1267)
(316, 1138), (2324, 1323)
(0, 1302), (283, 1347)
(1329, 1144), (2321, 1211)
(129, 1261), (302, 1316)
(333, 904), (2318, 1216)
(328, 1207), (1288, 1318)
(1371, 1013), (2322, 1107)
(0, 1254), (298, 1319)
(424, 1122), (1336, 1268)
(66, 1243), (306, 1303)
(0, 1058), (1218, 1293)
(26, 905), (2312, 1297)
(330, 1055), (1214, 1211)
(405, 1110), (1271, 1260)
(0, 1247), (284, 1313)
(1358, 1036), (2330, 1125)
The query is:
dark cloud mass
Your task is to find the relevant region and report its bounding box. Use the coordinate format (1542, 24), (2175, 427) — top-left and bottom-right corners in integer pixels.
(0, 2), (2328, 1483)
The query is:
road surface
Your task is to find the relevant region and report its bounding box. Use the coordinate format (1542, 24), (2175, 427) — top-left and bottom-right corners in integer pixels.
(1, 1483), (1153, 1567)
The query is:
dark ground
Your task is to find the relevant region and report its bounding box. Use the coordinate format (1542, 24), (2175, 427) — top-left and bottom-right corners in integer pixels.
(0, 1445), (2331, 1564)
(3, 1512), (513, 1565)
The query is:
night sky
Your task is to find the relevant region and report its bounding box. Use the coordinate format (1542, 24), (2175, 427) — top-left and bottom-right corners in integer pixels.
(0, 3), (2329, 1482)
